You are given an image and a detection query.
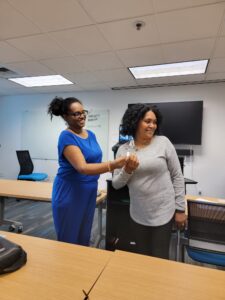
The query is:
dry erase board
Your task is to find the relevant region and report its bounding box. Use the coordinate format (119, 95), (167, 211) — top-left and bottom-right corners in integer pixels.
(21, 110), (109, 161)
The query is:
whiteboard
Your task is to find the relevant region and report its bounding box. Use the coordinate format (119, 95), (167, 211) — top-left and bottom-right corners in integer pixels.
(21, 110), (109, 161)
(86, 109), (109, 162)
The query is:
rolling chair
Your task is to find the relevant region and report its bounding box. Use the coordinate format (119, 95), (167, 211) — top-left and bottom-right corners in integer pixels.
(182, 200), (225, 267)
(16, 150), (48, 181)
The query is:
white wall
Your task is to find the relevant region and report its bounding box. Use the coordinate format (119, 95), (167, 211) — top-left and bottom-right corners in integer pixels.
(0, 82), (225, 198)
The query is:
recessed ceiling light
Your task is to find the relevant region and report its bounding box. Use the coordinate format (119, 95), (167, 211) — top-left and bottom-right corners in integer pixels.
(129, 59), (209, 79)
(8, 75), (73, 87)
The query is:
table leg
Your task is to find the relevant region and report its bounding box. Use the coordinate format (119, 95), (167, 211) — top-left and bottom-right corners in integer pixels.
(94, 201), (105, 248)
(0, 196), (23, 232)
(176, 229), (180, 261)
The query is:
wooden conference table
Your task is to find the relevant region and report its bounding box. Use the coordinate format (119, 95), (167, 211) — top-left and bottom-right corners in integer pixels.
(90, 249), (225, 300)
(0, 179), (106, 245)
(1, 231), (225, 300)
(186, 194), (225, 204)
(0, 231), (112, 300)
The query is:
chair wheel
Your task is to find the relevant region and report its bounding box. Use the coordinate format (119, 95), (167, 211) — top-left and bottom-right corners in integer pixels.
(17, 226), (23, 233)
(9, 224), (16, 232)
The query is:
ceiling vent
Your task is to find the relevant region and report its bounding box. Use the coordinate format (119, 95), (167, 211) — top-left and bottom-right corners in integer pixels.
(0, 66), (18, 79)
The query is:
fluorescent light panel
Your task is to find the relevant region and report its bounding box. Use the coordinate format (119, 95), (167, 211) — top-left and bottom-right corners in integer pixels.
(129, 59), (208, 79)
(8, 75), (73, 87)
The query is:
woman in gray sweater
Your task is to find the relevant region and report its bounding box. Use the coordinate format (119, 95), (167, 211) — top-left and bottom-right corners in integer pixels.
(112, 103), (186, 259)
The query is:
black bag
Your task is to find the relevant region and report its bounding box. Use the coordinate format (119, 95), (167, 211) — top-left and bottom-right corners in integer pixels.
(0, 236), (27, 274)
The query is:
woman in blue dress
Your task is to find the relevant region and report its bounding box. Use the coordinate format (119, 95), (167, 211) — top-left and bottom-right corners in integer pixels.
(48, 96), (127, 246)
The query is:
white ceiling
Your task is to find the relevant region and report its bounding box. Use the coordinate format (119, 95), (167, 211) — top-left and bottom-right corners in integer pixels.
(1, 0), (225, 95)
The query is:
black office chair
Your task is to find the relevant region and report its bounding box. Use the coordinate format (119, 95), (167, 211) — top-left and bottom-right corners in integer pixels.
(178, 156), (184, 174)
(182, 200), (225, 267)
(16, 150), (48, 181)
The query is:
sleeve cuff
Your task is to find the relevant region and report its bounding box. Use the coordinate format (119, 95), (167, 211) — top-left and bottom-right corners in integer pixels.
(120, 167), (133, 178)
(175, 209), (185, 213)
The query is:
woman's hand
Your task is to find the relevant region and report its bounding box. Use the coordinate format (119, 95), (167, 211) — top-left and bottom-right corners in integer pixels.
(175, 212), (187, 229)
(111, 156), (128, 170)
(124, 154), (139, 174)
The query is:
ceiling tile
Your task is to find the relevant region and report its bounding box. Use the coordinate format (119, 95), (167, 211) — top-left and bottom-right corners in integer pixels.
(162, 38), (215, 62)
(213, 36), (225, 58)
(105, 81), (138, 89)
(91, 68), (137, 85)
(135, 76), (174, 86)
(0, 82), (84, 95)
(99, 15), (160, 50)
(55, 72), (110, 90)
(0, 41), (31, 63)
(220, 14), (225, 36)
(40, 57), (86, 74)
(207, 58), (225, 73)
(75, 52), (124, 71)
(164, 73), (206, 83)
(79, 82), (110, 91)
(0, 0), (40, 39)
(79, 0), (154, 22)
(27, 84), (83, 93)
(5, 61), (55, 76)
(153, 0), (222, 13)
(206, 71), (225, 80)
(7, 34), (71, 60)
(67, 69), (136, 87)
(50, 26), (111, 55)
(66, 72), (108, 85)
(156, 3), (225, 43)
(8, 0), (93, 32)
(116, 45), (164, 67)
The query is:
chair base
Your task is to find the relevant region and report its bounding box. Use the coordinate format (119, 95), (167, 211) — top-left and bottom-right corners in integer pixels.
(0, 197), (23, 233)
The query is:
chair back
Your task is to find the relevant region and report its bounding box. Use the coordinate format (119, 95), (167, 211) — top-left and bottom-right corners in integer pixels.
(16, 150), (34, 175)
(187, 200), (225, 245)
(178, 156), (184, 174)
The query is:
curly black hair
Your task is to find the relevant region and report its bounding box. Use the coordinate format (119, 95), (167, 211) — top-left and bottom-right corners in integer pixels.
(120, 103), (162, 137)
(47, 96), (82, 120)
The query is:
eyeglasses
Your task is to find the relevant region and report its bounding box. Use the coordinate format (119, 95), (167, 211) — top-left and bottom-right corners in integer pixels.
(68, 110), (88, 118)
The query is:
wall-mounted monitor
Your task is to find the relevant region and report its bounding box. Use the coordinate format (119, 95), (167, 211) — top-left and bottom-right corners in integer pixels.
(128, 101), (203, 145)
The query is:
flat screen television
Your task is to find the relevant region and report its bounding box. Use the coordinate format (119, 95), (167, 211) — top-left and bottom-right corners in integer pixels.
(128, 101), (203, 145)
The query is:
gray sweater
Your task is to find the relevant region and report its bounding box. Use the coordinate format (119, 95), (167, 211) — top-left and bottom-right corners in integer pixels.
(112, 135), (185, 226)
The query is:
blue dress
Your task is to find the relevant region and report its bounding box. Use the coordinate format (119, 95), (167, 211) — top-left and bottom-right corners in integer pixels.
(52, 130), (102, 245)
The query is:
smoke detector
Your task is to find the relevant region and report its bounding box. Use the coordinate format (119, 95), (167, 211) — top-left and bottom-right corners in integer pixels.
(134, 21), (145, 30)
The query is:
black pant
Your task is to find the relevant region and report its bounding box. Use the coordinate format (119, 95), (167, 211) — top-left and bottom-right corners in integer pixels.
(131, 217), (173, 259)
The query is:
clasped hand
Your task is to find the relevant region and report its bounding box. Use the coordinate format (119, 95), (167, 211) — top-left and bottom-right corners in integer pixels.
(112, 153), (139, 174)
(124, 153), (139, 174)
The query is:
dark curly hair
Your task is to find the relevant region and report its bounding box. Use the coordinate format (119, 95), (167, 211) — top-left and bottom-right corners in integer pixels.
(120, 103), (162, 138)
(47, 96), (82, 120)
